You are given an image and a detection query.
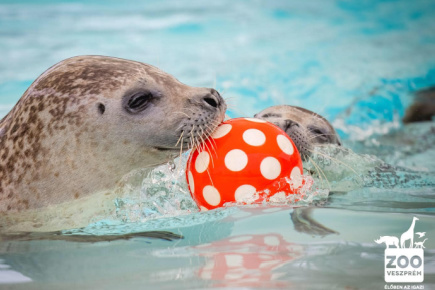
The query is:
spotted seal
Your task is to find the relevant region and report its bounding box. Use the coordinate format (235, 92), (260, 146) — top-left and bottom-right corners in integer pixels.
(254, 105), (341, 159)
(0, 55), (226, 231)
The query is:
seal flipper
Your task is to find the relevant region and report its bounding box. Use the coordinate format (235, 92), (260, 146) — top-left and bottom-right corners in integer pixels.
(0, 230), (184, 242)
(290, 207), (338, 236)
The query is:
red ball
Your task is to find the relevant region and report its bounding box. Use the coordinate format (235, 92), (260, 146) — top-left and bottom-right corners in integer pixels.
(186, 118), (304, 210)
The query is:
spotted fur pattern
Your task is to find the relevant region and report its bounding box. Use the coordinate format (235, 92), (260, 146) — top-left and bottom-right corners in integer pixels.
(0, 56), (226, 214)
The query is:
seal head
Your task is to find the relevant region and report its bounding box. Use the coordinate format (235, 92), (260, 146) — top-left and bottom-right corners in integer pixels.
(0, 55), (226, 213)
(254, 105), (341, 159)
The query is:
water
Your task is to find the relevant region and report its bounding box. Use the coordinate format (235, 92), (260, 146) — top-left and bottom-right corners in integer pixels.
(1, 0), (435, 289)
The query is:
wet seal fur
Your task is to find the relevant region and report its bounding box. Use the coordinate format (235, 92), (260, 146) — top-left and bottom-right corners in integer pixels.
(255, 105), (341, 159)
(0, 55), (226, 231)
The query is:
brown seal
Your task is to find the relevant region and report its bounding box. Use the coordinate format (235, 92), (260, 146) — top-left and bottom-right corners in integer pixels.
(0, 55), (226, 230)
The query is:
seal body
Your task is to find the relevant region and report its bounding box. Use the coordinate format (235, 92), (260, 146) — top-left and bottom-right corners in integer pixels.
(0, 56), (226, 218)
(254, 105), (340, 158)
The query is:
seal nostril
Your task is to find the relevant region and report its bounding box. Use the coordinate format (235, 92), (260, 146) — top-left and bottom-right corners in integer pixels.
(284, 119), (300, 131)
(203, 96), (218, 108)
(97, 103), (105, 115)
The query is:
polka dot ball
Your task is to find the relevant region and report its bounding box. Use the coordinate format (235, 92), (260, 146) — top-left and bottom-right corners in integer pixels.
(186, 118), (304, 210)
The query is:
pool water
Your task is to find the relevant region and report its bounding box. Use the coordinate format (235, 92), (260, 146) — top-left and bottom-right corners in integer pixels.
(1, 0), (435, 289)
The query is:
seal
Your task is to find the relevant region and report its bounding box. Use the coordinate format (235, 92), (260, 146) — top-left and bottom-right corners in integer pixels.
(254, 105), (341, 159)
(0, 55), (226, 230)
(403, 86), (435, 123)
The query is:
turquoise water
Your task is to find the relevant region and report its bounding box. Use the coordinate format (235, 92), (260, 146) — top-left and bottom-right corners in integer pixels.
(1, 0), (435, 289)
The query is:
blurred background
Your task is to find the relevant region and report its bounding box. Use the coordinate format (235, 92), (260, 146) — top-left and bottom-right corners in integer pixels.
(1, 0), (435, 139)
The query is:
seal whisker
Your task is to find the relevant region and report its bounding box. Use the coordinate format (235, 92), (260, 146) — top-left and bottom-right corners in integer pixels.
(203, 121), (218, 139)
(254, 105), (341, 157)
(198, 127), (216, 169)
(190, 125), (203, 153)
(193, 129), (204, 153)
(222, 97), (237, 107)
(176, 137), (185, 175)
(189, 133), (195, 151)
(203, 123), (218, 153)
(307, 155), (331, 190)
(305, 154), (325, 186)
(172, 111), (191, 118)
(189, 125), (196, 150)
(205, 166), (216, 188)
(175, 131), (185, 147)
(307, 133), (339, 141)
(0, 55), (227, 229)
(307, 149), (363, 185)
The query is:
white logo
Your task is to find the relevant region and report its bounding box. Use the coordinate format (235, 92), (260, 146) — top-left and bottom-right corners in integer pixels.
(375, 216), (426, 283)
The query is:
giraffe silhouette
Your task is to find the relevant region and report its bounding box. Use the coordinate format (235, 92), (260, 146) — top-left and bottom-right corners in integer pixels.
(400, 217), (419, 248)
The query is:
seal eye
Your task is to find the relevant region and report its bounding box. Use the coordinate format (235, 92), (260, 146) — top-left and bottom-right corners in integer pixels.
(126, 92), (153, 113)
(308, 127), (328, 141)
(311, 128), (324, 135)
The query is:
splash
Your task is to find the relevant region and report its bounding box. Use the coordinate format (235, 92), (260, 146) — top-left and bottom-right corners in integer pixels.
(305, 143), (435, 192)
(109, 152), (330, 227)
(73, 122), (435, 234)
(112, 153), (199, 223)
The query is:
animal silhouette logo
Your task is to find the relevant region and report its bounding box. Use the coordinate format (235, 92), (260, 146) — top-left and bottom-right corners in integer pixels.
(375, 216), (427, 283)
(400, 216), (419, 248)
(414, 238), (428, 249)
(374, 236), (399, 248)
(374, 216), (427, 249)
(416, 232), (426, 238)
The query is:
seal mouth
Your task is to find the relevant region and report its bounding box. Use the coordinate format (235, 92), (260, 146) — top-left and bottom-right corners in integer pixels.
(173, 105), (226, 153)
(154, 146), (177, 152)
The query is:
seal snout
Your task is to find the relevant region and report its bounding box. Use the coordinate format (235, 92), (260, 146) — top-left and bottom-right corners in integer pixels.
(284, 119), (300, 130)
(254, 105), (341, 160)
(201, 88), (225, 111)
(177, 88), (226, 151)
(285, 124), (313, 160)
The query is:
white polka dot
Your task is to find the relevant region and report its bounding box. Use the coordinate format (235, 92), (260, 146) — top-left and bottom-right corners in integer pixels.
(201, 270), (212, 279)
(260, 157), (281, 180)
(224, 254), (244, 268)
(229, 235), (253, 243)
(264, 236), (280, 246)
(234, 184), (258, 203)
(277, 134), (294, 155)
(243, 129), (266, 146)
(212, 124), (232, 139)
(244, 118), (266, 123)
(203, 185), (221, 206)
(291, 167), (303, 188)
(225, 149), (248, 171)
(203, 260), (215, 270)
(200, 206), (208, 211)
(187, 171), (195, 194)
(225, 273), (244, 280)
(195, 151), (210, 173)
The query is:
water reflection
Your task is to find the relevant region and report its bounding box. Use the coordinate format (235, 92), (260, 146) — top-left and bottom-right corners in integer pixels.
(195, 234), (304, 288)
(0, 259), (32, 284)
